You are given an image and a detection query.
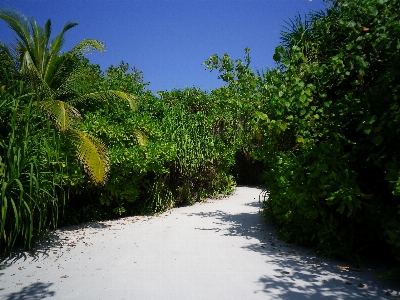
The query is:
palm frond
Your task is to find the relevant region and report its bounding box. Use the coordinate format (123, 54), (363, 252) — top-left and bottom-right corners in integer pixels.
(134, 128), (149, 146)
(66, 129), (109, 185)
(45, 21), (79, 84)
(20, 70), (54, 99)
(43, 19), (51, 46)
(29, 18), (41, 68)
(17, 50), (54, 98)
(0, 9), (31, 49)
(70, 90), (138, 111)
(281, 14), (312, 50)
(53, 64), (97, 98)
(21, 49), (36, 74)
(44, 52), (76, 91)
(38, 100), (82, 133)
(1, 10), (111, 186)
(49, 21), (78, 55)
(70, 39), (105, 57)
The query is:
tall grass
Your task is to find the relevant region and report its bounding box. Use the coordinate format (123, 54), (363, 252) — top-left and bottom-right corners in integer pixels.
(0, 81), (67, 253)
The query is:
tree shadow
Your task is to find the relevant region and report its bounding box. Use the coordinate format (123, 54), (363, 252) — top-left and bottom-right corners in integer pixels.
(0, 221), (110, 265)
(186, 204), (400, 299)
(3, 282), (55, 299)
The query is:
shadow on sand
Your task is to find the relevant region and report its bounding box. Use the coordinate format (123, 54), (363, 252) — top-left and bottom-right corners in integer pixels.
(3, 282), (55, 299)
(0, 221), (109, 265)
(186, 201), (400, 299)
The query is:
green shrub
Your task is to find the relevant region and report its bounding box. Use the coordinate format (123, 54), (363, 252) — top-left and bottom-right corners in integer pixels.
(262, 0), (400, 259)
(206, 0), (400, 261)
(0, 80), (69, 253)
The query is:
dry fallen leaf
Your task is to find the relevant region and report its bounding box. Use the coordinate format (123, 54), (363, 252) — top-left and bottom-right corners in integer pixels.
(339, 266), (363, 272)
(60, 275), (69, 278)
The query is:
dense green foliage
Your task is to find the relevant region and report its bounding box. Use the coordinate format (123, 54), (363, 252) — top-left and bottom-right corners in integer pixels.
(1, 0), (400, 267)
(207, 0), (400, 261)
(0, 78), (68, 251)
(265, 0), (400, 260)
(0, 8), (138, 185)
(77, 65), (240, 216)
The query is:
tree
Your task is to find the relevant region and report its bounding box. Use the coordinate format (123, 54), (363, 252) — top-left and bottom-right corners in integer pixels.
(0, 8), (137, 184)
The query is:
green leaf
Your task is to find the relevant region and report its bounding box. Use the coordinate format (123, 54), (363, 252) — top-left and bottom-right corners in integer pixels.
(347, 21), (356, 28)
(67, 129), (110, 185)
(273, 46), (285, 62)
(319, 164), (328, 172)
(372, 135), (384, 146)
(369, 6), (378, 16)
(134, 129), (148, 146)
(38, 100), (81, 133)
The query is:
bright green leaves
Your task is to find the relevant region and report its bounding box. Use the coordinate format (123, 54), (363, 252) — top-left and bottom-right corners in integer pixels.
(39, 100), (82, 133)
(299, 94), (307, 103)
(0, 9), (115, 186)
(204, 49), (257, 92)
(0, 86), (70, 253)
(67, 129), (109, 185)
(70, 39), (105, 57)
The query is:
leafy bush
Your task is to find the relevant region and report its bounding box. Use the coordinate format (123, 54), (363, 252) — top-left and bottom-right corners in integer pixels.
(156, 89), (237, 207)
(80, 81), (238, 215)
(0, 80), (69, 252)
(262, 0), (400, 259)
(206, 0), (400, 261)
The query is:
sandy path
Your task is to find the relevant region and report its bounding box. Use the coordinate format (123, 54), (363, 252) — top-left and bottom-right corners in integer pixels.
(0, 187), (399, 299)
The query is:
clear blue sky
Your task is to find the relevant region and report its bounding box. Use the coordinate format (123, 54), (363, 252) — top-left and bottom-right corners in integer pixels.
(0, 0), (329, 94)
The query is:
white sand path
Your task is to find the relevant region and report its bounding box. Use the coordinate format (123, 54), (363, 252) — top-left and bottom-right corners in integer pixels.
(1, 186), (399, 299)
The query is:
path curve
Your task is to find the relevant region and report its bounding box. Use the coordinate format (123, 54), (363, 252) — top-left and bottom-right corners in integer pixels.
(0, 187), (399, 299)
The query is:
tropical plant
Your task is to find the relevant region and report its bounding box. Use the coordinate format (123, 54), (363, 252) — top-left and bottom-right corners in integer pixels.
(156, 88), (238, 206)
(0, 8), (137, 184)
(206, 0), (400, 263)
(0, 77), (68, 252)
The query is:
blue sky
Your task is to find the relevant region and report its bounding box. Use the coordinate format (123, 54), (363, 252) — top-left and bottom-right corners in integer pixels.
(0, 0), (329, 93)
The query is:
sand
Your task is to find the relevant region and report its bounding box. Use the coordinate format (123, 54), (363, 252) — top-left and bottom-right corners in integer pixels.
(1, 186), (399, 299)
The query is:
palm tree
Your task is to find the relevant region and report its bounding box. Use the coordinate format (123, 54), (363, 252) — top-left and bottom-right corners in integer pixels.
(0, 8), (137, 184)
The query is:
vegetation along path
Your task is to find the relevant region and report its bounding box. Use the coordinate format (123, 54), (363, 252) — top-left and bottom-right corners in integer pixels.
(1, 187), (399, 299)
